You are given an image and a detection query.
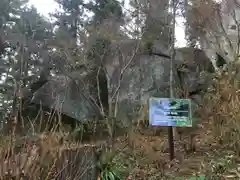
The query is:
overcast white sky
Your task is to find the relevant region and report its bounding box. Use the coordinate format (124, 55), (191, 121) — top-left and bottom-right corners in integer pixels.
(29, 0), (187, 47)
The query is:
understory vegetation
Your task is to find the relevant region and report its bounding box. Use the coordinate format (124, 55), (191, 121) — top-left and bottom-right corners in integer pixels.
(1, 0), (240, 179)
(0, 64), (240, 179)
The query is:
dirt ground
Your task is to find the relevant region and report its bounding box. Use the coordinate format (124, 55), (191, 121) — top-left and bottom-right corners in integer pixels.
(111, 120), (223, 179)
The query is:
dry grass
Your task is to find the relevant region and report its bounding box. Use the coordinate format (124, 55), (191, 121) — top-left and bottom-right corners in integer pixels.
(201, 64), (240, 150)
(3, 64), (240, 180)
(0, 132), (97, 180)
(109, 63), (240, 179)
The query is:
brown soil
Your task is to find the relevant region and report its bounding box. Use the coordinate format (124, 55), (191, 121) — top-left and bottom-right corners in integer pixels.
(111, 119), (220, 179)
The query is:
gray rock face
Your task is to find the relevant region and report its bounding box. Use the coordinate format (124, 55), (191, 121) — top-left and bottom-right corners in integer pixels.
(31, 40), (214, 123)
(174, 47), (214, 94)
(104, 40), (214, 125)
(31, 71), (97, 121)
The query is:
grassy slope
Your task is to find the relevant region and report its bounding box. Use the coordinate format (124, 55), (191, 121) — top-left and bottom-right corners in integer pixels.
(2, 65), (240, 180)
(111, 66), (240, 179)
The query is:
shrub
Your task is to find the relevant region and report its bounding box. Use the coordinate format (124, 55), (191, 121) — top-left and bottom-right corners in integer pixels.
(0, 132), (97, 179)
(200, 63), (240, 153)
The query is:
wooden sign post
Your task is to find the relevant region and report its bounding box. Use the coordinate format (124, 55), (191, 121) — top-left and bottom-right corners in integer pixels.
(149, 98), (193, 160)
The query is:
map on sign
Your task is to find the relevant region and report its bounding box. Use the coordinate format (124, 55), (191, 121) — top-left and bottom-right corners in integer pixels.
(149, 97), (192, 127)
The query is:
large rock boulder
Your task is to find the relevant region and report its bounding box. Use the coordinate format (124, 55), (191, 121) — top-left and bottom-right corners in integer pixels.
(104, 40), (214, 125)
(30, 40), (214, 125)
(31, 70), (98, 121)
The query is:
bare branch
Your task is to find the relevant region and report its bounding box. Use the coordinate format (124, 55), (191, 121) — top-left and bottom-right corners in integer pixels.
(231, 9), (240, 61)
(96, 67), (105, 116)
(110, 39), (141, 102)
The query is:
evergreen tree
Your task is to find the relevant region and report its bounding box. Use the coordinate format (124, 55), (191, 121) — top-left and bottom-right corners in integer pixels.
(0, 2), (53, 120)
(88, 0), (124, 26)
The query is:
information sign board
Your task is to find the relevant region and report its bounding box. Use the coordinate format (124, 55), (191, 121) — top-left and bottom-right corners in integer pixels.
(149, 97), (192, 127)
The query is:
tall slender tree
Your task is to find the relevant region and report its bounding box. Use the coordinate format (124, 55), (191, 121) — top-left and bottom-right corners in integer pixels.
(0, 3), (53, 125)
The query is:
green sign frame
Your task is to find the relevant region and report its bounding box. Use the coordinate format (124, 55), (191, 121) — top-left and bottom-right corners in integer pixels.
(149, 97), (192, 127)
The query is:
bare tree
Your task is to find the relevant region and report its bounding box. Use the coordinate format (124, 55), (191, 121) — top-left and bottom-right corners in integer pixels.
(169, 0), (177, 160)
(185, 0), (240, 67)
